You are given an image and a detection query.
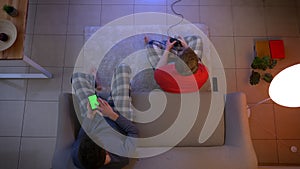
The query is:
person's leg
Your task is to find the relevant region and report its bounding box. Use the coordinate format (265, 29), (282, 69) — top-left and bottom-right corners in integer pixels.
(145, 36), (165, 69)
(184, 35), (203, 60)
(109, 63), (133, 120)
(71, 72), (96, 117)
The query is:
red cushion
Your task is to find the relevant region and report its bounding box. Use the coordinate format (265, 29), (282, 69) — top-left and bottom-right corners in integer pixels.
(269, 40), (285, 59)
(154, 63), (209, 93)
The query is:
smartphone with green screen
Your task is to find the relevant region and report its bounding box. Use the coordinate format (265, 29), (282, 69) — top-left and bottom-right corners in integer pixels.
(88, 94), (99, 110)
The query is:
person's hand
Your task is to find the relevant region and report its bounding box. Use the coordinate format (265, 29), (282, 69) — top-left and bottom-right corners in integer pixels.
(177, 36), (188, 48)
(86, 102), (98, 119)
(97, 98), (119, 121)
(166, 38), (176, 51)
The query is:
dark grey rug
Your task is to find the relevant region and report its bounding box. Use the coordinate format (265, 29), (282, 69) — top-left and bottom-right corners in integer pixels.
(96, 34), (164, 93)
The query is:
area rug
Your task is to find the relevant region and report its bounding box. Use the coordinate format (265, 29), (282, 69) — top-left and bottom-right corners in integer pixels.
(84, 24), (209, 93)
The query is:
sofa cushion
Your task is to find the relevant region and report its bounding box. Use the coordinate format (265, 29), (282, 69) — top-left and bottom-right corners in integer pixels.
(130, 69), (211, 93)
(131, 91), (224, 147)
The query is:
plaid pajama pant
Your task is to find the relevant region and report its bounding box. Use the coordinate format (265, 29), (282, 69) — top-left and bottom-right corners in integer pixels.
(72, 63), (132, 120)
(146, 35), (204, 68)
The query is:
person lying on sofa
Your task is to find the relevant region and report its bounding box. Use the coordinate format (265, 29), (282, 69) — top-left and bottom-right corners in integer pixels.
(145, 35), (209, 93)
(71, 64), (139, 169)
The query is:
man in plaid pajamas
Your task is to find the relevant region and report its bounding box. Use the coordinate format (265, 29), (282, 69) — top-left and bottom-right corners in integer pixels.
(71, 64), (138, 169)
(145, 35), (209, 93)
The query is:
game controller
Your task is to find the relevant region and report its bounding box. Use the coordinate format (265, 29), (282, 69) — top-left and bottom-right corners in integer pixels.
(169, 37), (182, 47)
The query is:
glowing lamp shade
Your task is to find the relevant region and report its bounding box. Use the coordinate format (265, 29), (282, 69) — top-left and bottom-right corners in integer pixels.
(269, 64), (300, 107)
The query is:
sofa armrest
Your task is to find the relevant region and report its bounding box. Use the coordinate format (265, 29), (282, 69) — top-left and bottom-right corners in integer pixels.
(52, 93), (79, 169)
(224, 92), (258, 167)
(225, 92), (252, 145)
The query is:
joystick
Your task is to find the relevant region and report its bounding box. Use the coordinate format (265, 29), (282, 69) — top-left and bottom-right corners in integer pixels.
(170, 37), (182, 47)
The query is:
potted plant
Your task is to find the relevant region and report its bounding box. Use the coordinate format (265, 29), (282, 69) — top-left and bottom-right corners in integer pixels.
(3, 4), (18, 17)
(249, 56), (277, 85)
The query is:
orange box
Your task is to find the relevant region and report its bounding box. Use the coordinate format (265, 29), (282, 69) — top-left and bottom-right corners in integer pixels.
(255, 40), (271, 57)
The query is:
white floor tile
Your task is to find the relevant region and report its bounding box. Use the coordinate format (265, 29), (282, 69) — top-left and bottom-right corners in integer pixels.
(29, 0), (37, 4)
(168, 0), (199, 5)
(26, 67), (63, 101)
(19, 137), (56, 169)
(135, 12), (167, 26)
(135, 0), (167, 5)
(134, 5), (167, 13)
(264, 0), (297, 7)
(38, 0), (69, 4)
(259, 166), (300, 169)
(236, 69), (271, 104)
(253, 140), (279, 164)
(231, 0), (263, 6)
(0, 60), (28, 67)
(102, 0), (134, 4)
(101, 5), (134, 26)
(274, 105), (300, 139)
(31, 35), (66, 67)
(0, 101), (24, 136)
(224, 68), (237, 93)
(0, 67), (28, 100)
(68, 4), (101, 34)
(249, 103), (276, 139)
(24, 34), (33, 58)
(210, 36), (235, 68)
(64, 35), (84, 67)
(34, 5), (68, 35)
(62, 67), (74, 93)
(69, 0), (101, 4)
(22, 101), (58, 137)
(167, 5), (200, 24)
(265, 7), (299, 37)
(26, 4), (36, 34)
(0, 137), (20, 169)
(200, 0), (231, 5)
(200, 6), (233, 36)
(234, 37), (256, 69)
(233, 6), (266, 36)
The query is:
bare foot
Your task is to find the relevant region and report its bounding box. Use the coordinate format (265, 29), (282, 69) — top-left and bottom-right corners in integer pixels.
(95, 83), (102, 92)
(90, 67), (97, 77)
(144, 36), (149, 44)
(90, 67), (102, 91)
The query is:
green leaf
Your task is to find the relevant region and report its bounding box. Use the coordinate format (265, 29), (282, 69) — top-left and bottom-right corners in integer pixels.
(263, 73), (273, 83)
(268, 59), (277, 69)
(250, 70), (261, 85)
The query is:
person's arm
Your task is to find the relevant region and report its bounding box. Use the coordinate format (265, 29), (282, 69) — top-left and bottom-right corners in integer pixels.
(80, 102), (101, 133)
(177, 36), (188, 49)
(155, 39), (176, 68)
(182, 35), (203, 60)
(71, 72), (96, 117)
(98, 98), (139, 137)
(103, 153), (129, 169)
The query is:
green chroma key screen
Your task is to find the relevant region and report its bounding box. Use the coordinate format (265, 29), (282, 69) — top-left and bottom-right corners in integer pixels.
(88, 94), (99, 110)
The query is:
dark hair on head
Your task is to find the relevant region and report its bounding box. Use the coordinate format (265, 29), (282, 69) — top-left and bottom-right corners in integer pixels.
(78, 135), (106, 169)
(175, 47), (199, 76)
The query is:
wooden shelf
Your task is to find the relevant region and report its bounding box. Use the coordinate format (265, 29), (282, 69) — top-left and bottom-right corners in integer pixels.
(0, 0), (28, 60)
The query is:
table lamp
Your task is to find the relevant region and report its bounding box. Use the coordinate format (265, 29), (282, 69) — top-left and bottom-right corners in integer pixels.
(269, 63), (300, 108)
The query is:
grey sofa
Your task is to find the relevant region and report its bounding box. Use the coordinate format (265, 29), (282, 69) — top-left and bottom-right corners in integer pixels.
(52, 92), (258, 169)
